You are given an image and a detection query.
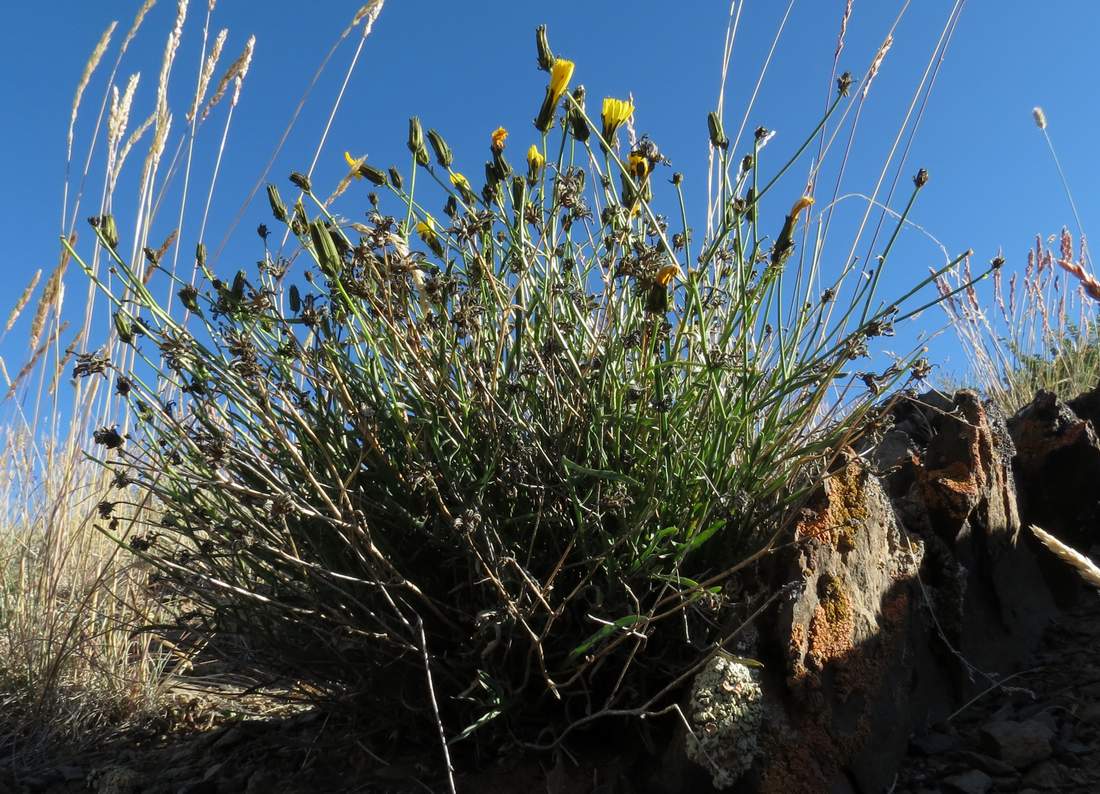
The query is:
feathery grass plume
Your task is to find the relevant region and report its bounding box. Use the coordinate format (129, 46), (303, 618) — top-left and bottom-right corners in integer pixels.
(6, 323), (69, 401)
(862, 34), (894, 98)
(5, 270), (42, 336)
(115, 112), (157, 179)
(107, 73), (140, 150)
(199, 35), (256, 123)
(29, 259), (68, 352)
(187, 28), (228, 123)
(1030, 525), (1100, 590)
(67, 23), (117, 165)
(1033, 106), (1047, 129)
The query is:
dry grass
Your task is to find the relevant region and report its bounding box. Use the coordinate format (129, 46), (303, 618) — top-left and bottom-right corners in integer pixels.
(0, 0), (393, 758)
(1030, 525), (1100, 591)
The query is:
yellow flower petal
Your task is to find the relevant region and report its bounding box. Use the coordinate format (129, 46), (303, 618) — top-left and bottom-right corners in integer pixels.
(549, 58), (575, 102)
(491, 126), (508, 152)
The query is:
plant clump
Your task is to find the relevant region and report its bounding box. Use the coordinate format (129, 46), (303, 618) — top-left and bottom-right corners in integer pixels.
(66, 22), (990, 773)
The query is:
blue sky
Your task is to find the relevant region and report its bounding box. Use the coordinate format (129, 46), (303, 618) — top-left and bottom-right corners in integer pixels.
(2, 0), (1098, 385)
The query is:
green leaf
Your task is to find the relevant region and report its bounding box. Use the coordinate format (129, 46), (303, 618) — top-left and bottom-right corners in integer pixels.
(567, 614), (644, 662)
(562, 457), (643, 489)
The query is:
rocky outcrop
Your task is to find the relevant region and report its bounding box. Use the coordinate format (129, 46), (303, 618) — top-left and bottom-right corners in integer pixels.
(693, 391), (1068, 792)
(1009, 387), (1100, 554)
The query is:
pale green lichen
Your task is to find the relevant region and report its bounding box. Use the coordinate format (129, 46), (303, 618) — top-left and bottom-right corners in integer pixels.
(685, 654), (764, 789)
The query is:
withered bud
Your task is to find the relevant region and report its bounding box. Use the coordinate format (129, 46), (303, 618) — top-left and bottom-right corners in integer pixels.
(289, 171), (312, 192)
(913, 168), (929, 189)
(837, 71), (854, 96)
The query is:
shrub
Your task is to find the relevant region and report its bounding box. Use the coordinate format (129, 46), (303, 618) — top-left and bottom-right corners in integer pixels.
(70, 23), (987, 765)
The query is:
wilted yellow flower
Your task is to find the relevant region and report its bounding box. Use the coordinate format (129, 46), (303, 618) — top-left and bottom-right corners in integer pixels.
(655, 264), (682, 287)
(601, 97), (634, 145)
(491, 126), (508, 152)
(789, 195), (814, 221)
(549, 58), (575, 103)
(627, 152), (649, 179)
(526, 144), (545, 182)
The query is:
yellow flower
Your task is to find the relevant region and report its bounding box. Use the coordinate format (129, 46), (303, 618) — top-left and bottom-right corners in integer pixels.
(450, 171), (476, 204)
(344, 151), (365, 176)
(491, 126), (508, 152)
(601, 97), (634, 145)
(416, 214), (444, 256)
(655, 264), (682, 287)
(526, 144), (546, 182)
(549, 58), (575, 103)
(790, 195), (815, 221)
(450, 172), (471, 191)
(627, 152), (650, 179)
(416, 215), (437, 242)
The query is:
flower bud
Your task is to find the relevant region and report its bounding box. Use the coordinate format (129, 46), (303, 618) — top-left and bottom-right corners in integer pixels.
(707, 112), (728, 150)
(388, 167), (404, 191)
(568, 85), (589, 142)
(526, 144), (545, 184)
(913, 168), (929, 189)
(535, 25), (554, 72)
(427, 129), (453, 168)
(289, 171), (312, 192)
(267, 184), (289, 222)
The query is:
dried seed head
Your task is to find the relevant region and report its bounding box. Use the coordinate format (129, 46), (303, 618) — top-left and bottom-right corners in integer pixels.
(1032, 106), (1047, 130)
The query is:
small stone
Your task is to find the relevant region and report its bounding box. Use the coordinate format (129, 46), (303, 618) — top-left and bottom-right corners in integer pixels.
(1022, 760), (1062, 789)
(979, 720), (1054, 769)
(958, 751), (1015, 777)
(911, 730), (963, 756)
(942, 769), (993, 794)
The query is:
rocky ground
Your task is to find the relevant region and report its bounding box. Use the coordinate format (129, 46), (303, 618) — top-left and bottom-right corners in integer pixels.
(894, 593), (1100, 794)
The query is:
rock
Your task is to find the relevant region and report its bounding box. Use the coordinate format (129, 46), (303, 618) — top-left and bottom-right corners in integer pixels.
(1009, 389), (1100, 556)
(958, 750), (1016, 777)
(911, 730), (962, 756)
(1022, 759), (1063, 788)
(90, 766), (146, 794)
(942, 769), (993, 794)
(979, 720), (1054, 768)
(684, 655), (764, 789)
